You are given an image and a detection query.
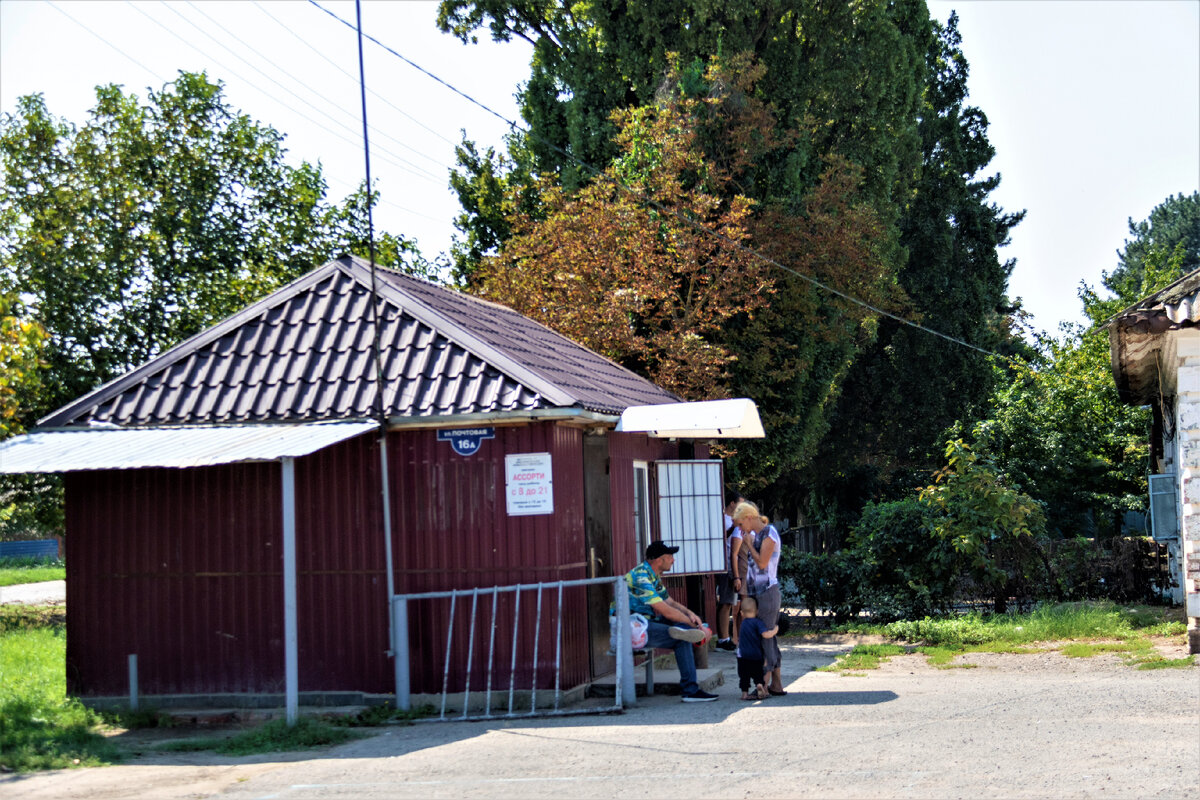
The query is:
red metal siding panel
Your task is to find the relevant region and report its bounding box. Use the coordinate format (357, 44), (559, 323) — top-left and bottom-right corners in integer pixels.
(64, 422), (594, 699)
(66, 464), (283, 697)
(607, 433), (680, 574)
(294, 433), (390, 693)
(390, 421), (590, 693)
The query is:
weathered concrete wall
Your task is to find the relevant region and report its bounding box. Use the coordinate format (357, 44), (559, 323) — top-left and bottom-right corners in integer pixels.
(1172, 329), (1200, 653)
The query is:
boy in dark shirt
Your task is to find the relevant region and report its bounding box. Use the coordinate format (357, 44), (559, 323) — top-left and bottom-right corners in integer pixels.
(736, 595), (779, 700)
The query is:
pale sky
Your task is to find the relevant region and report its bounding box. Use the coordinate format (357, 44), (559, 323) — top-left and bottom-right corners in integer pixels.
(2, 0), (1197, 335)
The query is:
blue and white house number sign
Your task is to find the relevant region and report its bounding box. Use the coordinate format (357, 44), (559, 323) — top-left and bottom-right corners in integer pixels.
(436, 427), (496, 456)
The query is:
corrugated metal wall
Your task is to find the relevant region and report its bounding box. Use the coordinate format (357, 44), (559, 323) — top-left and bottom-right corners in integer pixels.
(391, 421), (589, 694)
(607, 432), (680, 573)
(66, 463), (284, 697)
(64, 421), (591, 698)
(606, 434), (717, 627)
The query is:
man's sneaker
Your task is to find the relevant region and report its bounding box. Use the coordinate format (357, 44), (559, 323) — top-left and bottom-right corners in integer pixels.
(716, 638), (737, 651)
(668, 626), (706, 643)
(682, 689), (719, 702)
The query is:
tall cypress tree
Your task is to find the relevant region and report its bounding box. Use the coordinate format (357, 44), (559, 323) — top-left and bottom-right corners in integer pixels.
(802, 13), (1026, 524)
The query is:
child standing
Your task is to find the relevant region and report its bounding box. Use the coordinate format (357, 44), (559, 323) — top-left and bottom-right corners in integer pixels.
(736, 595), (779, 700)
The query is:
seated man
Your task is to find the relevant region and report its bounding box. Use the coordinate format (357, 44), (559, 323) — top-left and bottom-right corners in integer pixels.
(622, 540), (718, 702)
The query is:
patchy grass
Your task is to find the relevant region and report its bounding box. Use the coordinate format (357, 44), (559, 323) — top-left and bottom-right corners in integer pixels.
(152, 718), (360, 756)
(1, 603), (420, 772)
(0, 557), (65, 587)
(815, 644), (906, 672)
(816, 602), (1192, 674)
(0, 608), (118, 772)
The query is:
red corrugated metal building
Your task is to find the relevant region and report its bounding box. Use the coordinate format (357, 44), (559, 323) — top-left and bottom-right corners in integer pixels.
(5, 257), (753, 703)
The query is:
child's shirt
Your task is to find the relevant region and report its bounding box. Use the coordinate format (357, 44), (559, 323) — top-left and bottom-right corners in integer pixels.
(736, 617), (771, 660)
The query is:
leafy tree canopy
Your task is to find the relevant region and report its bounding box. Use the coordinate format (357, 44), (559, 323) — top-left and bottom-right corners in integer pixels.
(801, 12), (1027, 525)
(0, 71), (430, 427)
(1103, 191), (1200, 302)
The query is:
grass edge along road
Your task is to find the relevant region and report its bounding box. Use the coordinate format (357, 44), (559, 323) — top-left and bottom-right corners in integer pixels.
(819, 602), (1193, 673)
(0, 600), (1191, 773)
(0, 556), (65, 587)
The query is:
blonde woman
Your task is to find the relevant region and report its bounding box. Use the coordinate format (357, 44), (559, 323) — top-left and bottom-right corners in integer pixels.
(732, 501), (786, 696)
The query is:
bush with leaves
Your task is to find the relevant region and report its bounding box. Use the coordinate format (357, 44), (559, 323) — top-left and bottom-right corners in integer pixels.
(847, 497), (959, 622)
(920, 439), (1049, 613)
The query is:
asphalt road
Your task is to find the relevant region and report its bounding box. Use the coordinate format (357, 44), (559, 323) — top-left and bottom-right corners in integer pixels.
(0, 580), (65, 605)
(4, 638), (1197, 800)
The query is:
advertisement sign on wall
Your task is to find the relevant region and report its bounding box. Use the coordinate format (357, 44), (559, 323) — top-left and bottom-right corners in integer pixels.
(505, 452), (553, 516)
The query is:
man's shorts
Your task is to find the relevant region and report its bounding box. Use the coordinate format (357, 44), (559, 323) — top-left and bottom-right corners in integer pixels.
(716, 574), (737, 606)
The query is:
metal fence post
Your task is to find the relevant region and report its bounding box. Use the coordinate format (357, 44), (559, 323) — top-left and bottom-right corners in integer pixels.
(393, 595), (410, 711)
(614, 575), (636, 707)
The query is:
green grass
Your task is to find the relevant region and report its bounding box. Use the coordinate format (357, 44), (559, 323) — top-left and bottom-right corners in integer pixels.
(0, 604), (432, 771)
(817, 602), (1194, 673)
(0, 557), (65, 587)
(815, 644), (906, 672)
(0, 607), (118, 772)
(152, 717), (360, 756)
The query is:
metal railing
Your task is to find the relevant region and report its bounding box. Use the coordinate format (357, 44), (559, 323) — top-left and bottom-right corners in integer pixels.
(392, 575), (636, 722)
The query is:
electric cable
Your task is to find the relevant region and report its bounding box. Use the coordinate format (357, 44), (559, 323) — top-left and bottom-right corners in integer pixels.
(249, 0), (462, 155)
(125, 0), (446, 187)
(307, 0), (1011, 363)
(187, 0), (451, 176)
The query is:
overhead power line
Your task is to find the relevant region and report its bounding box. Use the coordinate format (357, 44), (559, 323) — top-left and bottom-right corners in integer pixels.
(120, 0), (447, 187)
(307, 0), (1008, 362)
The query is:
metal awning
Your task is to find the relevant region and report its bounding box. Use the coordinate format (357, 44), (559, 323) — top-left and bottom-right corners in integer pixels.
(0, 421), (379, 473)
(615, 398), (765, 438)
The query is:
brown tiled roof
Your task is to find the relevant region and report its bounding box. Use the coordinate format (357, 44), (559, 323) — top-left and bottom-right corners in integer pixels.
(1109, 268), (1200, 405)
(40, 256), (679, 428)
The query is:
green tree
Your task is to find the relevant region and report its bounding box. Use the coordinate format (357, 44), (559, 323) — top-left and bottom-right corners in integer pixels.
(0, 72), (427, 426)
(1103, 192), (1200, 302)
(919, 439), (1047, 613)
(971, 230), (1189, 541)
(804, 13), (1027, 526)
(439, 0), (929, 284)
(441, 2), (931, 500)
(0, 295), (44, 439)
(475, 90), (770, 399)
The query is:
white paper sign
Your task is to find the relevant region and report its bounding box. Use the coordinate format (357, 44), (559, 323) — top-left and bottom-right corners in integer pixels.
(505, 452), (553, 516)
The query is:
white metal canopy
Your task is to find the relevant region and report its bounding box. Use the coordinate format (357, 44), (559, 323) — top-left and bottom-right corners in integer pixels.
(0, 421), (378, 473)
(615, 398), (765, 439)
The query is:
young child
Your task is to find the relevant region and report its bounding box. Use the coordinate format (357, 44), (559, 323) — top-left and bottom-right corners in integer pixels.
(736, 595), (779, 700)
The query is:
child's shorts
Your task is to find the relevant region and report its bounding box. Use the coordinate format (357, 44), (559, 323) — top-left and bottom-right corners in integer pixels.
(737, 655), (766, 691)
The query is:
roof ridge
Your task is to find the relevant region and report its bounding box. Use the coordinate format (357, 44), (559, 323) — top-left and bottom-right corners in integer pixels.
(341, 255), (578, 408)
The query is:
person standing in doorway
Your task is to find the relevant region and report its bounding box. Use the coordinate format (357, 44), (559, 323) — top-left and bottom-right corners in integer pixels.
(715, 491), (745, 651)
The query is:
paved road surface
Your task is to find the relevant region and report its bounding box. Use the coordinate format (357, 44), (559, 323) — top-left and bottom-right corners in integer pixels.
(3, 638), (1196, 800)
(0, 580), (65, 605)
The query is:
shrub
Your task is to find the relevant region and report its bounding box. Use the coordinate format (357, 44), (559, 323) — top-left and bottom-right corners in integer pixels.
(848, 497), (957, 621)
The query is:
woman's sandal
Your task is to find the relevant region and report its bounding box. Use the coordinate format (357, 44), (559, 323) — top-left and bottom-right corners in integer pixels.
(767, 688), (788, 696)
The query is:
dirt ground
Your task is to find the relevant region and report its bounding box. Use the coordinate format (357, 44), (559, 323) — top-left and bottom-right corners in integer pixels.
(3, 635), (1197, 800)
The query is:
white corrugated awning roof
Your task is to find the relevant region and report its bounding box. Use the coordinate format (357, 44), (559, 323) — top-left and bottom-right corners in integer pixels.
(615, 398), (765, 438)
(0, 421), (378, 473)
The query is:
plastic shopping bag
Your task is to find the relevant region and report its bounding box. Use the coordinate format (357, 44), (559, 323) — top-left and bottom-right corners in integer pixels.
(610, 612), (650, 651)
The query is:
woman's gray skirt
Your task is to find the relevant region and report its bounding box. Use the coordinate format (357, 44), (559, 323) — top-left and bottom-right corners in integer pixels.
(751, 582), (782, 671)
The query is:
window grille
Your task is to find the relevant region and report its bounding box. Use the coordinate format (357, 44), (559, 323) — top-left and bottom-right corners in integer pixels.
(654, 460), (724, 574)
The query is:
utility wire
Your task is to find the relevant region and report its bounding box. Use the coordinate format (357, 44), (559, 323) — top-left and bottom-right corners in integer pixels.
(128, 0), (446, 186)
(307, 0), (1007, 362)
(44, 0), (167, 86)
(249, 0), (462, 155)
(186, 0), (450, 176)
